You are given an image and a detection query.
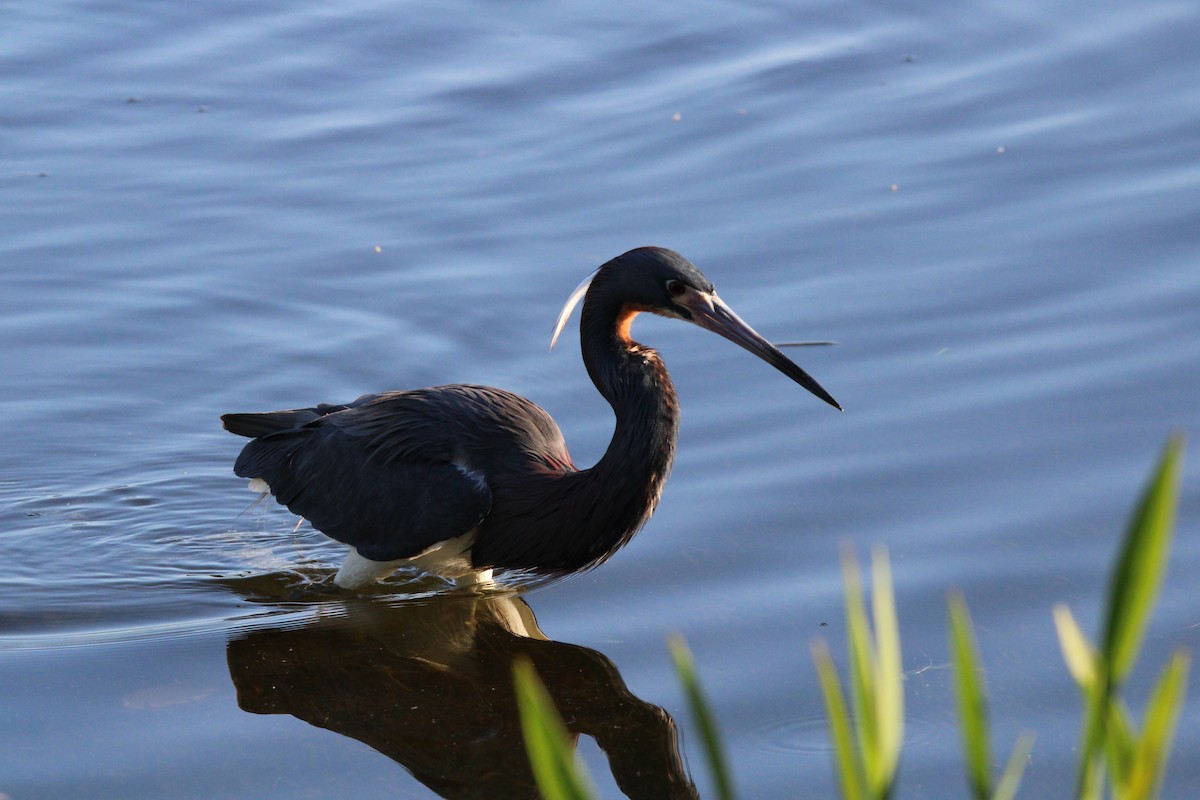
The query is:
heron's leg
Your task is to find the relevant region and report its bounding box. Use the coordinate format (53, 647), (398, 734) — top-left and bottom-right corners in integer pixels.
(333, 549), (408, 589)
(452, 568), (494, 588)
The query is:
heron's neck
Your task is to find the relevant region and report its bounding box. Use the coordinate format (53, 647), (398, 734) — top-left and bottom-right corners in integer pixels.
(579, 297), (680, 524)
(471, 298), (680, 574)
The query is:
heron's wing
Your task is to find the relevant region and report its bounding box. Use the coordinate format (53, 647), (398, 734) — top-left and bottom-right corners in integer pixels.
(232, 419), (491, 561)
(223, 385), (574, 560)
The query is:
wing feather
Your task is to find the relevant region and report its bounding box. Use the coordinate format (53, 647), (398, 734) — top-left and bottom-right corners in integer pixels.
(225, 384), (572, 561)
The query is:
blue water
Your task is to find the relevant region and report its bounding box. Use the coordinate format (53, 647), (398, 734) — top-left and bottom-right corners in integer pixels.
(3, 0), (1199, 797)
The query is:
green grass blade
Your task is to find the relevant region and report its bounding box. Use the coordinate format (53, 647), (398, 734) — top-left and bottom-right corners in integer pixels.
(948, 592), (992, 800)
(1052, 604), (1098, 690)
(1076, 689), (1109, 800)
(1104, 698), (1137, 792)
(1071, 435), (1186, 799)
(812, 639), (865, 800)
(1101, 435), (1184, 684)
(668, 635), (737, 800)
(993, 731), (1035, 800)
(869, 545), (904, 793)
(833, 545), (903, 799)
(1125, 649), (1190, 800)
(841, 547), (880, 778)
(513, 658), (596, 800)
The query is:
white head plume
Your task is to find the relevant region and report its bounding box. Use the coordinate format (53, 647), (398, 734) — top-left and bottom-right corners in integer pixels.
(550, 271), (596, 350)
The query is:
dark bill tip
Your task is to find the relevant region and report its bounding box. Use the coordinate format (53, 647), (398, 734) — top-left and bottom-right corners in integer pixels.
(684, 292), (842, 411)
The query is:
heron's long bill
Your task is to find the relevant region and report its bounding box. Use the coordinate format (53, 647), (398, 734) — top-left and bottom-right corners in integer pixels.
(683, 291), (842, 411)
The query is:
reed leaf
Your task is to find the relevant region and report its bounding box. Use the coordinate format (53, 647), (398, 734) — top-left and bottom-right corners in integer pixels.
(948, 592), (992, 799)
(1063, 435), (1187, 799)
(1123, 649), (1190, 800)
(668, 635), (737, 800)
(822, 545), (904, 799)
(841, 545), (879, 778)
(812, 638), (866, 800)
(950, 592), (1032, 800)
(513, 658), (596, 800)
(870, 545), (904, 791)
(1052, 604), (1098, 690)
(1104, 698), (1137, 792)
(1101, 435), (1184, 684)
(993, 732), (1035, 800)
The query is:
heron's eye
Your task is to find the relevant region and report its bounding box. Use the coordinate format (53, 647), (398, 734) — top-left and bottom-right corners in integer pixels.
(666, 280), (687, 297)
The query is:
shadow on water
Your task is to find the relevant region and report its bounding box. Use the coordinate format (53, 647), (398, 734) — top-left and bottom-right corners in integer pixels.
(218, 574), (698, 800)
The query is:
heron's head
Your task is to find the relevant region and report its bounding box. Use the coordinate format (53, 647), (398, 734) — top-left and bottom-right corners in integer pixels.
(552, 247), (841, 411)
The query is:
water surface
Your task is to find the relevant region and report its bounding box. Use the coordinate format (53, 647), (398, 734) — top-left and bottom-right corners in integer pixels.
(3, 0), (1199, 797)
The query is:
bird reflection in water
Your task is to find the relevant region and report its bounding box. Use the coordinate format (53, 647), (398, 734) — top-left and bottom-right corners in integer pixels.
(223, 576), (699, 799)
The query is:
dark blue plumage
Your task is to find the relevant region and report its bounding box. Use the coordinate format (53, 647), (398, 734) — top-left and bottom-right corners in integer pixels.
(222, 247), (839, 588)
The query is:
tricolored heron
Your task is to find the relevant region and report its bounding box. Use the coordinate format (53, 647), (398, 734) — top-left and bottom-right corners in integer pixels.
(222, 247), (840, 589)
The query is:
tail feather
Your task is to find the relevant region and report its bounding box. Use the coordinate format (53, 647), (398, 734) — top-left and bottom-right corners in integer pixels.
(232, 431), (309, 496)
(221, 397), (374, 438)
(221, 411), (322, 438)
